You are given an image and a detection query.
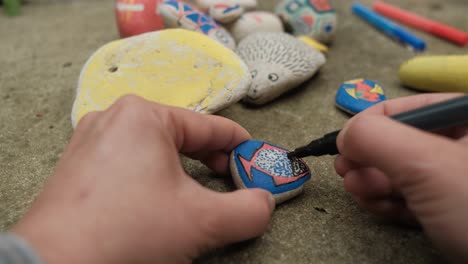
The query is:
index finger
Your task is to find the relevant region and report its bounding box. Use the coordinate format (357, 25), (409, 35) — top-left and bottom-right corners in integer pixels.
(361, 93), (464, 116)
(152, 103), (251, 173)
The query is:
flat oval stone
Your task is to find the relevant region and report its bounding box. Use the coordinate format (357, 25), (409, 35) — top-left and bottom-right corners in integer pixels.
(400, 55), (468, 93)
(72, 29), (251, 127)
(276, 0), (337, 44)
(158, 0), (236, 49)
(115, 0), (165, 38)
(227, 11), (284, 42)
(335, 79), (386, 115)
(230, 140), (312, 204)
(237, 32), (326, 105)
(195, 0), (257, 13)
(209, 2), (244, 24)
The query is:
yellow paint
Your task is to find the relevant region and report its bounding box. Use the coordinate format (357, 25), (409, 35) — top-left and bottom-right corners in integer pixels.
(400, 55), (468, 93)
(370, 85), (384, 95)
(345, 88), (357, 99)
(298, 36), (329, 53)
(345, 78), (364, 85)
(72, 29), (250, 127)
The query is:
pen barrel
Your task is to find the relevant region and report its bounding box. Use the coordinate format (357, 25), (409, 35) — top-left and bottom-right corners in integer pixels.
(373, 1), (433, 31)
(392, 95), (468, 131)
(352, 3), (426, 51)
(373, 1), (468, 46)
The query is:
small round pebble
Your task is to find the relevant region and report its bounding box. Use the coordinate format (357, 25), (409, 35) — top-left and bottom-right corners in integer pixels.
(335, 79), (386, 115)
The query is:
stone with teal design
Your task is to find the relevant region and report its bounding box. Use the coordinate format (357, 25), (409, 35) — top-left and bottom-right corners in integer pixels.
(276, 0), (337, 44)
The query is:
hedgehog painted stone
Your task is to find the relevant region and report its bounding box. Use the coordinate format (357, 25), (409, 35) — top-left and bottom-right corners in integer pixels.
(230, 140), (312, 204)
(276, 0), (337, 44)
(236, 32), (326, 105)
(158, 0), (236, 50)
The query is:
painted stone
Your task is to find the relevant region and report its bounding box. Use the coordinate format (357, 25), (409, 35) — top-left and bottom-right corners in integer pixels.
(335, 79), (386, 115)
(400, 55), (468, 93)
(276, 0), (337, 44)
(227, 11), (285, 43)
(71, 29), (251, 128)
(158, 0), (236, 50)
(209, 2), (244, 24)
(230, 140), (312, 204)
(115, 0), (165, 38)
(237, 32), (326, 105)
(195, 0), (257, 13)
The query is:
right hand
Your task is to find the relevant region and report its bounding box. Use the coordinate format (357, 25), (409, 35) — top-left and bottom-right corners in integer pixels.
(335, 93), (468, 261)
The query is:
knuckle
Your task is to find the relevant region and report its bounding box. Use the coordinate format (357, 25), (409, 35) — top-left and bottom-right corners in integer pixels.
(113, 94), (146, 109)
(342, 114), (371, 153)
(76, 111), (100, 129)
(110, 95), (149, 122)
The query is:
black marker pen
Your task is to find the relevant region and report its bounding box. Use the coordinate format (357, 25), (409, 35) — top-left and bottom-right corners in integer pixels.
(288, 95), (468, 159)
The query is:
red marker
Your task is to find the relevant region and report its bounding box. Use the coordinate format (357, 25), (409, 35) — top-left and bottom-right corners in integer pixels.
(373, 1), (468, 46)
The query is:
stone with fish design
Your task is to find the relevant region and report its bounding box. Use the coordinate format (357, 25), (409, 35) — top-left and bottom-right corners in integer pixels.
(158, 0), (236, 49)
(230, 140), (312, 204)
(71, 29), (251, 128)
(227, 11), (284, 42)
(335, 79), (386, 115)
(236, 32), (326, 105)
(276, 0), (337, 44)
(209, 2), (244, 24)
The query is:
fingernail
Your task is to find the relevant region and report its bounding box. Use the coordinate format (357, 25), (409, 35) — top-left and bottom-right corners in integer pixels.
(268, 193), (276, 212)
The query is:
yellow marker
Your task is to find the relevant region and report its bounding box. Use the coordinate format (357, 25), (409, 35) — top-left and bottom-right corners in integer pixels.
(298, 36), (329, 53)
(72, 29), (250, 127)
(400, 55), (468, 93)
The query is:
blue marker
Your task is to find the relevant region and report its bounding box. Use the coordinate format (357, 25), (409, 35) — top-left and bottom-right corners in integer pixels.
(352, 2), (426, 51)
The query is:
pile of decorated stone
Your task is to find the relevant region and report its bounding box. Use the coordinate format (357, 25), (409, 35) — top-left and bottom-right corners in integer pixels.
(72, 0), (337, 127)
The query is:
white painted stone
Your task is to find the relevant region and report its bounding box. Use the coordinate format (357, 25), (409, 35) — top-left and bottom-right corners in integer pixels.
(195, 0), (257, 12)
(237, 32), (326, 105)
(209, 2), (244, 24)
(157, 0), (236, 50)
(227, 11), (284, 42)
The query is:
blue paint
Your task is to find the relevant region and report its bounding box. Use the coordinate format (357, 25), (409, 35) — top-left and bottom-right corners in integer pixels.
(232, 140), (311, 195)
(335, 79), (386, 115)
(223, 4), (241, 14)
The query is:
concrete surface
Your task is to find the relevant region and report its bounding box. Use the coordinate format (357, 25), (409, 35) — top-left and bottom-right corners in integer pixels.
(1, 0), (467, 263)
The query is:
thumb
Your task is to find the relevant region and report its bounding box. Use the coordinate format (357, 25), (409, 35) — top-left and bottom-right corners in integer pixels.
(196, 188), (275, 249)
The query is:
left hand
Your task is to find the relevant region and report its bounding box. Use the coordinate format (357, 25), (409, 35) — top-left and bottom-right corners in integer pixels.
(12, 95), (275, 264)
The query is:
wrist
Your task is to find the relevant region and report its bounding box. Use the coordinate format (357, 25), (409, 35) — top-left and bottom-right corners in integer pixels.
(11, 210), (104, 264)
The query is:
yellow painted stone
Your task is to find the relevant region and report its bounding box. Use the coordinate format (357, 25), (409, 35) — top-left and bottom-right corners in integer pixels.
(399, 55), (468, 93)
(298, 36), (328, 53)
(72, 29), (251, 127)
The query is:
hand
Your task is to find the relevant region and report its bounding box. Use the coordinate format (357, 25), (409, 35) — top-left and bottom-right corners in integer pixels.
(12, 95), (275, 264)
(335, 93), (468, 261)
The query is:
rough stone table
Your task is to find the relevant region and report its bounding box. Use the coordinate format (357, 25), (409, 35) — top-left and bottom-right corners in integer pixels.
(1, 0), (466, 263)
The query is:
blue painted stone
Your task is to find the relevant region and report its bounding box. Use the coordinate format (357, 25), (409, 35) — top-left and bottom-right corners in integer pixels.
(335, 79), (386, 115)
(230, 140), (312, 204)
